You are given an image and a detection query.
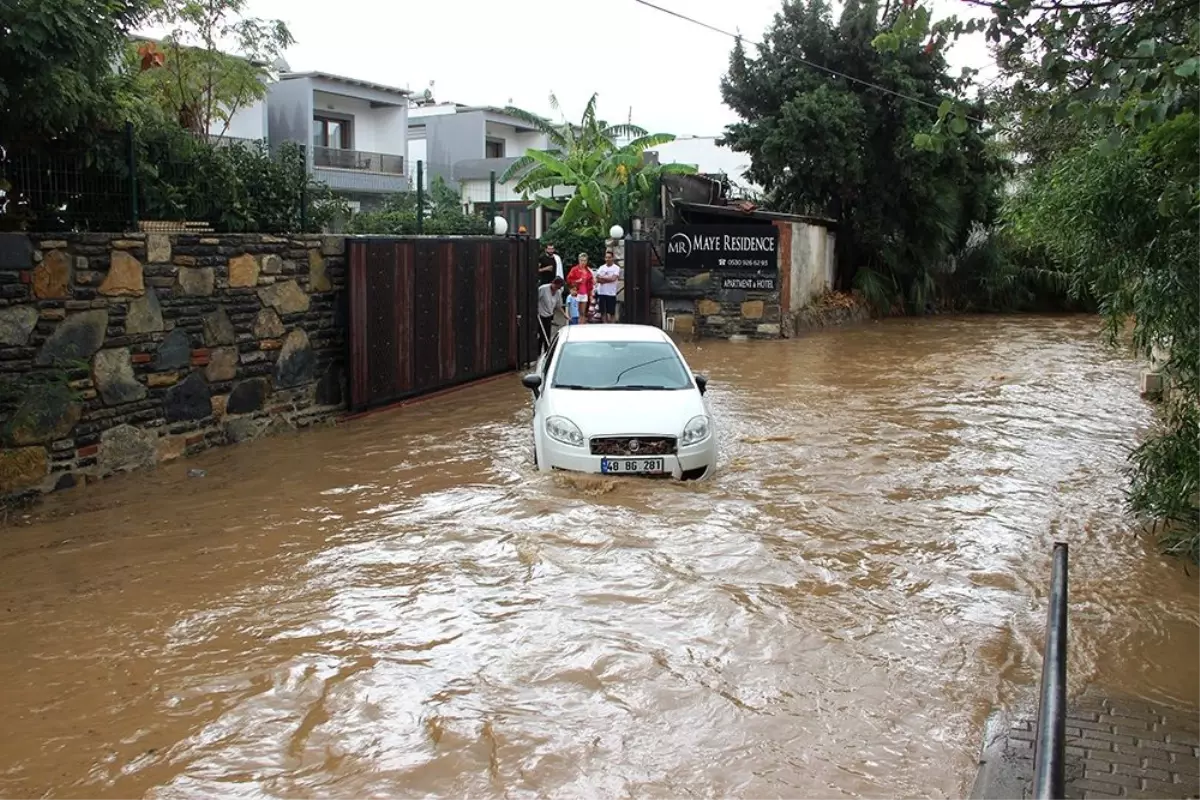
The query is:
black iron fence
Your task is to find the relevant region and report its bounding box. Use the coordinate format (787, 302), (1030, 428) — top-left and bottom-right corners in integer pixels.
(0, 124), (314, 233)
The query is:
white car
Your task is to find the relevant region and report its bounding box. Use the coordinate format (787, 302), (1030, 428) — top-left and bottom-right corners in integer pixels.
(522, 324), (716, 480)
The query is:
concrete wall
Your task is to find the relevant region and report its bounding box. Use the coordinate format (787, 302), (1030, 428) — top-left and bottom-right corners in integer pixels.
(0, 232), (347, 501)
(783, 221), (836, 312)
(223, 97), (268, 140)
(415, 113), (487, 187)
(267, 77), (314, 163)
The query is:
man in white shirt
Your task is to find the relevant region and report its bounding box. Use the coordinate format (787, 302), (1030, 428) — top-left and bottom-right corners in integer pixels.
(536, 277), (564, 353)
(594, 250), (622, 323)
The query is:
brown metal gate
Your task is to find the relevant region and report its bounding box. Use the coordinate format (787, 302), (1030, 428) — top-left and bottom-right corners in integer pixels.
(623, 239), (653, 325)
(347, 236), (537, 412)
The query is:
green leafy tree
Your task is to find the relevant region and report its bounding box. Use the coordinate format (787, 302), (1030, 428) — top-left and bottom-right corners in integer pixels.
(721, 0), (1008, 312)
(132, 0), (293, 137)
(499, 93), (697, 234)
(0, 0), (150, 147)
(880, 0), (1199, 556)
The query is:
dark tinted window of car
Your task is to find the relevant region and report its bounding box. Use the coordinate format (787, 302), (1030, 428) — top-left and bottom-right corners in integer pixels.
(551, 341), (693, 390)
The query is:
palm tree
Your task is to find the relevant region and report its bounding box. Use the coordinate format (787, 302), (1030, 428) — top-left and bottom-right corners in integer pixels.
(499, 93), (697, 233)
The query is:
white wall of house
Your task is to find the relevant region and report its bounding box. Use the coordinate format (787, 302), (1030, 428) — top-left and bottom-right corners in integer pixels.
(483, 120), (548, 157)
(312, 91), (406, 155)
(222, 97), (268, 140)
(408, 138), (428, 188)
(787, 221), (837, 308)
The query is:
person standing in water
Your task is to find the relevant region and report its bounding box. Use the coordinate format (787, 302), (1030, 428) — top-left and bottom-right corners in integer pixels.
(594, 250), (621, 323)
(566, 253), (594, 324)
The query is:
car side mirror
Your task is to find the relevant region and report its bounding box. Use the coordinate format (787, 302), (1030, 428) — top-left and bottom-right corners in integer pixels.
(694, 373), (708, 395)
(522, 373), (543, 397)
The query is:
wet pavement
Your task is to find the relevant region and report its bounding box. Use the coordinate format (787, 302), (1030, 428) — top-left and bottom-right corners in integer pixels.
(0, 315), (1195, 799)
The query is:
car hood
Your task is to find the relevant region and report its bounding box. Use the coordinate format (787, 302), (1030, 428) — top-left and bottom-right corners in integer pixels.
(544, 387), (707, 437)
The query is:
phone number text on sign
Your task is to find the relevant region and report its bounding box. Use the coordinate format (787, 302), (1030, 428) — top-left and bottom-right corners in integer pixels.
(717, 258), (771, 268)
(721, 275), (777, 291)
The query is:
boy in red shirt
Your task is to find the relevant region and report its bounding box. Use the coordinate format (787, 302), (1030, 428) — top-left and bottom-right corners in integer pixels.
(566, 253), (595, 324)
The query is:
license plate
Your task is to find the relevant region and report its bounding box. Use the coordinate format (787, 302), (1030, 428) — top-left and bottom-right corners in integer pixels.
(600, 457), (666, 474)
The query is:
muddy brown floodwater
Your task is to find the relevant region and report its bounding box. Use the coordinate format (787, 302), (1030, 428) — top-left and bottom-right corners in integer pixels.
(0, 315), (1196, 799)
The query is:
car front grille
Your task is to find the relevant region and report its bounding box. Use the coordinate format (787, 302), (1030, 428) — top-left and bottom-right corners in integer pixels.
(590, 436), (677, 456)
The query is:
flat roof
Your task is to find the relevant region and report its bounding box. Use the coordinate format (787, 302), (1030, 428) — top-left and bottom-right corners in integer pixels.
(280, 71), (410, 96)
(560, 324), (670, 344)
(674, 200), (836, 228)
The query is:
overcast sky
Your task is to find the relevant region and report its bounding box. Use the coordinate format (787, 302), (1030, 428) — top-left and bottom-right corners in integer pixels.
(234, 0), (995, 180)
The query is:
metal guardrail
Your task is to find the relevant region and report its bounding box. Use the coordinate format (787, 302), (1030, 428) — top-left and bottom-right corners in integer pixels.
(312, 145), (404, 175)
(1032, 541), (1069, 800)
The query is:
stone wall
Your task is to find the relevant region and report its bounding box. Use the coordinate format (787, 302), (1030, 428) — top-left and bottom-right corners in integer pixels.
(663, 272), (782, 340)
(0, 232), (347, 501)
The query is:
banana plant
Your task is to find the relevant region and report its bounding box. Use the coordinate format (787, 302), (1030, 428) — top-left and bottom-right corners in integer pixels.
(500, 93), (697, 233)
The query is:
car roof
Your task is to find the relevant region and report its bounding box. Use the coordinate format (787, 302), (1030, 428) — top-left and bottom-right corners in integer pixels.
(559, 324), (671, 344)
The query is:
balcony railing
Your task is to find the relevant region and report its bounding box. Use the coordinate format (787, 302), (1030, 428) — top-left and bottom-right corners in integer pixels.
(313, 146), (404, 175)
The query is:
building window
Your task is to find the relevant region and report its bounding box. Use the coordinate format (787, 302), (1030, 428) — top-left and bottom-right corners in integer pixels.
(313, 116), (351, 149)
(485, 138), (505, 159)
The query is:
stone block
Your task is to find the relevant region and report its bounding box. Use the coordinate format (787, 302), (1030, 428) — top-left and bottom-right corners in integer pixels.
(685, 272), (711, 291)
(202, 307), (236, 346)
(6, 383), (82, 446)
(672, 313), (695, 335)
(258, 280), (310, 315)
(155, 328), (191, 370)
(147, 372), (179, 388)
(146, 233), (171, 263)
(164, 371), (212, 422)
(227, 378), (270, 414)
(261, 254), (284, 275)
(99, 424), (156, 474)
(320, 235), (344, 256)
(35, 309), (108, 366)
(253, 308), (285, 339)
(33, 250), (71, 299)
(705, 315), (726, 326)
(0, 233), (33, 270)
(228, 254), (260, 288)
(757, 323), (781, 336)
(125, 288), (164, 334)
(741, 300), (765, 319)
(309, 249), (332, 292)
(697, 299), (721, 316)
(176, 266), (215, 296)
(100, 250), (144, 296)
(0, 305), (38, 346)
(275, 328), (314, 387)
(93, 348), (148, 405)
(0, 446), (48, 493)
(205, 347), (239, 382)
(157, 435), (186, 462)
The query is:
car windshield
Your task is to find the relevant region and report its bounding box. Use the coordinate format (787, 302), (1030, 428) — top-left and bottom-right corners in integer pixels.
(551, 340), (694, 390)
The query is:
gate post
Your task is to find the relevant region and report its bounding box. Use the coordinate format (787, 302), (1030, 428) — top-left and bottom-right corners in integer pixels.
(623, 240), (653, 326)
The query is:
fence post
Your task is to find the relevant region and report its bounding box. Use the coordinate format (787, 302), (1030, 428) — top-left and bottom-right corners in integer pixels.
(299, 144), (308, 233)
(125, 121), (138, 231)
(1032, 542), (1069, 800)
(416, 160), (424, 235)
(489, 170), (496, 234)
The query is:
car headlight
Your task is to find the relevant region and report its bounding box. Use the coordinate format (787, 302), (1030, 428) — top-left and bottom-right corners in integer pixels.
(680, 415), (711, 447)
(545, 416), (585, 448)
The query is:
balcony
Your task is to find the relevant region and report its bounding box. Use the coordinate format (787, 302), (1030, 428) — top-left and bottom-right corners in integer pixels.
(313, 146), (404, 175)
(452, 156), (523, 182)
(311, 146), (408, 194)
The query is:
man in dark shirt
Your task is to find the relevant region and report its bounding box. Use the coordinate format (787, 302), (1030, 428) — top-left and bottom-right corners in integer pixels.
(537, 244), (563, 286)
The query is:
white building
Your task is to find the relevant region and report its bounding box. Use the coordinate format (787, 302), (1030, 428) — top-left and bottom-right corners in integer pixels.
(267, 71), (410, 210)
(408, 103), (571, 237)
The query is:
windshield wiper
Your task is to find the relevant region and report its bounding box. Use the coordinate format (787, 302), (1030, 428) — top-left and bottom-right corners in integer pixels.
(607, 384), (681, 391)
(553, 384), (600, 390)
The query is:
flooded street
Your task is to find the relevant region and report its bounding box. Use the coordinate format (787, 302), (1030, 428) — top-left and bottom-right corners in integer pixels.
(0, 314), (1195, 799)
